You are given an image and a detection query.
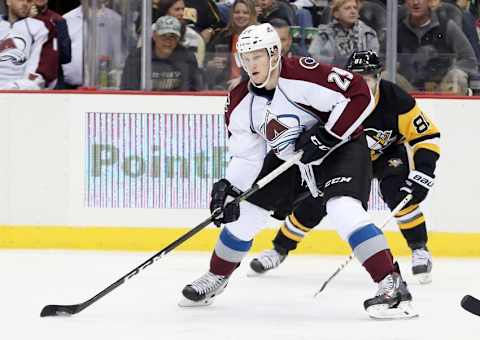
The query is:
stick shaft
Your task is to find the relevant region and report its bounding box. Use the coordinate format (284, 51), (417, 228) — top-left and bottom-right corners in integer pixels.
(49, 153), (301, 315)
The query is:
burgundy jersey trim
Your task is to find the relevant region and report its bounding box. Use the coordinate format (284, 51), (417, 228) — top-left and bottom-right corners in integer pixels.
(225, 80), (249, 128)
(280, 57), (372, 139)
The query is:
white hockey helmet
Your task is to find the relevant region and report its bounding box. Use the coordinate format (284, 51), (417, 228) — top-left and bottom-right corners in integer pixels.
(236, 23), (282, 88)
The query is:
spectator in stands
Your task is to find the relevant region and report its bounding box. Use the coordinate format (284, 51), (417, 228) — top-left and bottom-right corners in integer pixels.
(121, 16), (203, 91)
(308, 0), (379, 67)
(0, 0), (54, 89)
(61, 4), (82, 88)
(205, 0), (256, 90)
(270, 18), (309, 57)
(455, 0), (480, 64)
(184, 0), (225, 43)
(30, 0), (71, 88)
(148, 0), (206, 68)
(62, 1), (123, 88)
(397, 0), (477, 94)
(182, 7), (207, 67)
(0, 1), (6, 15)
(256, 0), (296, 26)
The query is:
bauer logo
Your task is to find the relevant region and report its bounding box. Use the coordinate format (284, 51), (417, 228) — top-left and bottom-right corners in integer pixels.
(85, 112), (228, 209)
(413, 174), (434, 188)
(324, 176), (352, 188)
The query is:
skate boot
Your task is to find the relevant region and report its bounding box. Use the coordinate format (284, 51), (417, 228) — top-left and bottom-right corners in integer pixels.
(412, 247), (432, 284)
(249, 249), (287, 275)
(364, 272), (419, 319)
(178, 272), (229, 307)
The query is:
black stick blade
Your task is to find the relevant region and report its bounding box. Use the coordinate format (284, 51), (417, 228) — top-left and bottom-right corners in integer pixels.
(40, 304), (81, 317)
(461, 295), (480, 316)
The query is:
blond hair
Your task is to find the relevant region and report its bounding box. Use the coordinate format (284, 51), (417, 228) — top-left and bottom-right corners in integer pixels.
(226, 0), (258, 34)
(331, 0), (361, 15)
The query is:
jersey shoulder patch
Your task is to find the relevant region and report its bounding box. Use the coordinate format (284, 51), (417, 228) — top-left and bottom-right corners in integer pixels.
(299, 57), (319, 70)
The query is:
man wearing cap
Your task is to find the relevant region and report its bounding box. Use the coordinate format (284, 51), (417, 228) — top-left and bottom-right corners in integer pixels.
(121, 15), (203, 91)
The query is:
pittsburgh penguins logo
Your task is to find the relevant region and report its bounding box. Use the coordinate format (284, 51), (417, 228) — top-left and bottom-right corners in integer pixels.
(388, 158), (403, 168)
(365, 128), (396, 151)
(299, 57), (319, 70)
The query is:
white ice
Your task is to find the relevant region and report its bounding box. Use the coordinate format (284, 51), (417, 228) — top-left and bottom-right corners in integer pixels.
(2, 250), (480, 340)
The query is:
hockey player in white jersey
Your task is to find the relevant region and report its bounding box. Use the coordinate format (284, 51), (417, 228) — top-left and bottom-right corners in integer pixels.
(250, 51), (440, 285)
(179, 24), (417, 319)
(0, 0), (51, 89)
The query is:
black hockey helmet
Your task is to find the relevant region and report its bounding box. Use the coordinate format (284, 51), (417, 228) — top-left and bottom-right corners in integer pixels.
(346, 50), (382, 75)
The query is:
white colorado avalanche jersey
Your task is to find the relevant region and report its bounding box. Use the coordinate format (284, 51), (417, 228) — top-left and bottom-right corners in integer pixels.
(224, 57), (375, 192)
(0, 16), (49, 89)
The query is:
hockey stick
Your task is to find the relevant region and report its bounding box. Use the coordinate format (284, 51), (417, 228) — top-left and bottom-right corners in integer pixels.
(40, 153), (302, 317)
(313, 194), (413, 297)
(461, 295), (480, 316)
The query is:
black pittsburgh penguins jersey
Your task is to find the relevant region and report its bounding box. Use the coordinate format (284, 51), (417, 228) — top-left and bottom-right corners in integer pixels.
(363, 79), (440, 175)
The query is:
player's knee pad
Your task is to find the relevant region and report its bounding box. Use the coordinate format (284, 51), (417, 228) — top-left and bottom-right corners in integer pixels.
(326, 196), (372, 240)
(292, 195), (326, 227)
(224, 201), (269, 241)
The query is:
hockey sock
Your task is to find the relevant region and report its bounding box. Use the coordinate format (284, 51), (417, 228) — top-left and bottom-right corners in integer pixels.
(275, 213), (313, 254)
(400, 223), (428, 251)
(209, 227), (253, 276)
(348, 223), (395, 283)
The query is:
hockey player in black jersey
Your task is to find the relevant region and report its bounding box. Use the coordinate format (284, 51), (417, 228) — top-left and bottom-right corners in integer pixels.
(250, 50), (441, 285)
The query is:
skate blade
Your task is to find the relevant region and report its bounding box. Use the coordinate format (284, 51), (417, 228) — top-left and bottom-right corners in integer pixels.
(414, 272), (432, 284)
(367, 301), (419, 320)
(178, 296), (215, 308)
(246, 268), (265, 277)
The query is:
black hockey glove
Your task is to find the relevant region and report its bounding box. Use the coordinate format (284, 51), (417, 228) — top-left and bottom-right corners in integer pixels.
(395, 170), (435, 207)
(294, 123), (342, 165)
(210, 179), (242, 227)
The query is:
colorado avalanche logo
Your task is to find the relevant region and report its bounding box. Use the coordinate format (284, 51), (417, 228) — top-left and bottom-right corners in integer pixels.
(299, 57), (319, 70)
(262, 109), (303, 154)
(0, 36), (27, 65)
(365, 128), (396, 151)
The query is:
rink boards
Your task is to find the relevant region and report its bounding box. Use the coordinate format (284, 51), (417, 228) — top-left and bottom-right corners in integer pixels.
(0, 91), (477, 256)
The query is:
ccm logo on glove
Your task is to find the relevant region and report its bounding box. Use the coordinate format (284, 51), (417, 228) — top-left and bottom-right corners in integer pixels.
(310, 135), (330, 151)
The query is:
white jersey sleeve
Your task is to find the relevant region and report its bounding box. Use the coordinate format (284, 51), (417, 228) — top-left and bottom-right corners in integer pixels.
(224, 84), (267, 192)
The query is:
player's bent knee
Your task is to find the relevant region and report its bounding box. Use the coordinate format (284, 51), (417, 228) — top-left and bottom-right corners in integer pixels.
(326, 196), (372, 240)
(224, 201), (270, 241)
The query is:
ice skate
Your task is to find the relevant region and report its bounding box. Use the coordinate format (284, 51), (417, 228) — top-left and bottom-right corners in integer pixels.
(248, 249), (287, 275)
(178, 272), (229, 307)
(364, 272), (419, 319)
(412, 248), (432, 284)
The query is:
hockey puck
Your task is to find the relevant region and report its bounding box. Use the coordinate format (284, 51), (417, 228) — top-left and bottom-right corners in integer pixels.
(461, 295), (480, 316)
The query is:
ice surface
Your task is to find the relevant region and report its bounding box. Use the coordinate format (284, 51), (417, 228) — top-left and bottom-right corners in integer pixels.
(2, 250), (480, 340)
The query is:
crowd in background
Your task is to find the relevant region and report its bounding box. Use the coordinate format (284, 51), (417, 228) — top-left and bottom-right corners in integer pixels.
(1, 0), (480, 94)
